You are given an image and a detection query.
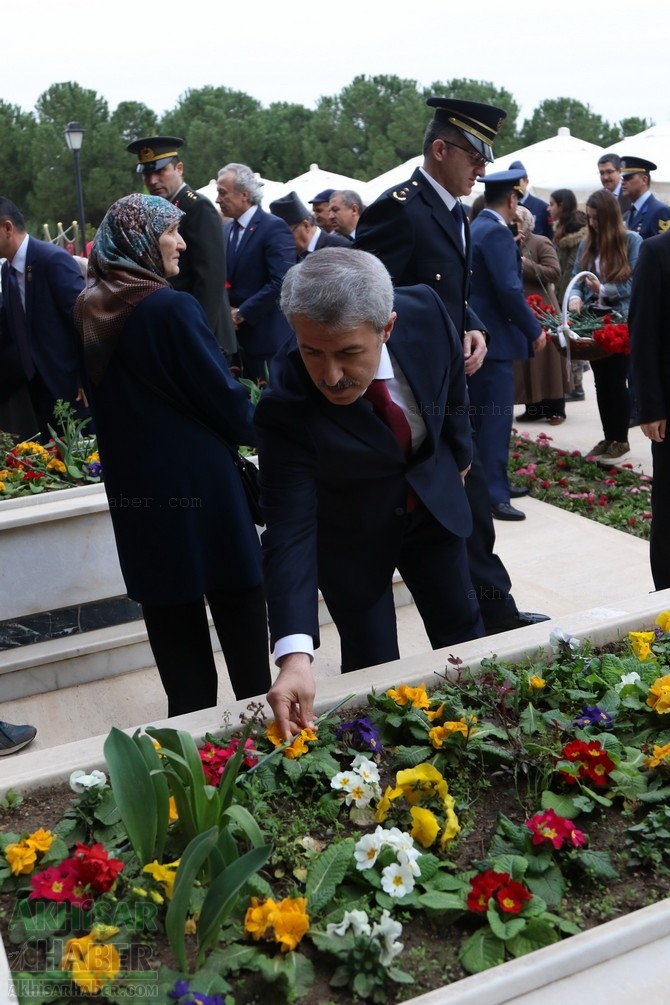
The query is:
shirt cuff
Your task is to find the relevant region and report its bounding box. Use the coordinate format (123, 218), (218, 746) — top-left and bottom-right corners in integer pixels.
(273, 634), (315, 667)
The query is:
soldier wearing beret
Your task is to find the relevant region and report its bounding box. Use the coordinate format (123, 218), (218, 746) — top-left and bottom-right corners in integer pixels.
(126, 136), (235, 354)
(620, 157), (670, 241)
(355, 97), (549, 634)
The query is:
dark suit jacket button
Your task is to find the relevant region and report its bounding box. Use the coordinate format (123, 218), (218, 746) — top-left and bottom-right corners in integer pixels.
(394, 506), (406, 516)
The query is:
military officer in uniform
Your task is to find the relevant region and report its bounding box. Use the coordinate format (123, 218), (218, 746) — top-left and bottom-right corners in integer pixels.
(620, 157), (670, 241)
(127, 136), (236, 355)
(355, 96), (549, 635)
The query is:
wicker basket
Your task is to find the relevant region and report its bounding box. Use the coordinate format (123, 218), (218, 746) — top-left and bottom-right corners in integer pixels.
(549, 332), (610, 361)
(551, 271), (611, 363)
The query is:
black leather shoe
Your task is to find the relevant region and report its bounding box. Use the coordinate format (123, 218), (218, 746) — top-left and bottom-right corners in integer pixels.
(486, 611), (551, 635)
(509, 486), (529, 498)
(492, 502), (526, 521)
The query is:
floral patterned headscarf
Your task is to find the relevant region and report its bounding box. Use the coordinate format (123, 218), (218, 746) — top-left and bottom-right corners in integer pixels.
(75, 193), (184, 383)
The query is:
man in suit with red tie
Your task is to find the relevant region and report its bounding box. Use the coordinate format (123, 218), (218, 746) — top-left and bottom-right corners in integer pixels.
(354, 97), (549, 635)
(216, 163), (296, 382)
(255, 248), (484, 738)
(0, 196), (86, 441)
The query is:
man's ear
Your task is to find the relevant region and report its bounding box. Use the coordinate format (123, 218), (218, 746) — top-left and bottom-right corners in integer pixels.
(381, 312), (397, 343)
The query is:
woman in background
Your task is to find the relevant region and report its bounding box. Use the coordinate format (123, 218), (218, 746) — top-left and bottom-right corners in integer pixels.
(514, 205), (569, 425)
(75, 193), (271, 717)
(549, 189), (588, 401)
(568, 189), (642, 463)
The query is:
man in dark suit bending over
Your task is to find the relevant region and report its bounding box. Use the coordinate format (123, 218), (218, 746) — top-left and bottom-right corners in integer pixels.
(256, 248), (485, 737)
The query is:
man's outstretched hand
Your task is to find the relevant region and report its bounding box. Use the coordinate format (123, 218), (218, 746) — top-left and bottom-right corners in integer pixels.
(267, 652), (316, 741)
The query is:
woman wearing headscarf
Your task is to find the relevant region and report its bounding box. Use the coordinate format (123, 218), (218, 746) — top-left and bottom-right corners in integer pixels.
(75, 193), (271, 717)
(513, 205), (570, 425)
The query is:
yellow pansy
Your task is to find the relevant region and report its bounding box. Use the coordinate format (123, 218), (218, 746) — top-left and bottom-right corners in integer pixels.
(395, 763), (449, 805)
(529, 675), (546, 690)
(5, 842), (37, 876)
(645, 742), (670, 769)
(647, 675), (670, 714)
(629, 631), (657, 661)
(656, 611), (670, 633)
(440, 792), (461, 848)
(46, 458), (67, 474)
(142, 859), (180, 899)
(374, 784), (402, 822)
(410, 806), (440, 848)
(425, 702), (445, 722)
(386, 683), (431, 709)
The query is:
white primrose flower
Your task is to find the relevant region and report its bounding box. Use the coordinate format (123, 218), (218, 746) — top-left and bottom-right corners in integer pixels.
(615, 671), (642, 692)
(351, 754), (381, 784)
(371, 909), (404, 965)
(382, 826), (415, 853)
(354, 831), (384, 870)
(326, 909), (372, 938)
(345, 779), (376, 808)
(331, 771), (355, 791)
(381, 860), (416, 898)
(69, 769), (107, 793)
(397, 846), (422, 877)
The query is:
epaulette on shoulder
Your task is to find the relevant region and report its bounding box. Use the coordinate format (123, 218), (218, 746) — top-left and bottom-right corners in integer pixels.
(184, 188), (199, 201)
(390, 179), (421, 204)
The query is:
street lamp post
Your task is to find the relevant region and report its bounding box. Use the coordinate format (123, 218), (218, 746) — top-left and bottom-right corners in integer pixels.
(64, 121), (87, 255)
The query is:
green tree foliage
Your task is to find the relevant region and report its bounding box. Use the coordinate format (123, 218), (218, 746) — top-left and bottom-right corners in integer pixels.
(0, 78), (655, 242)
(159, 87), (266, 187)
(519, 98), (621, 147)
(618, 116), (654, 139)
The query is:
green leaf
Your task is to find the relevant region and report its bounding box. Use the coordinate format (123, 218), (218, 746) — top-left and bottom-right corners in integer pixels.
(305, 838), (355, 913)
(525, 865), (565, 908)
(486, 906), (526, 941)
(577, 849), (619, 880)
(197, 844), (271, 964)
(540, 790), (582, 818)
(103, 727), (158, 866)
(459, 928), (505, 974)
(418, 891), (465, 913)
(165, 826), (218, 971)
(221, 803), (266, 847)
(507, 917), (560, 957)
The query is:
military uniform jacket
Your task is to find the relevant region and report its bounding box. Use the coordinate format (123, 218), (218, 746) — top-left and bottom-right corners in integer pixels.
(627, 193), (670, 241)
(171, 183), (234, 350)
(354, 167), (484, 340)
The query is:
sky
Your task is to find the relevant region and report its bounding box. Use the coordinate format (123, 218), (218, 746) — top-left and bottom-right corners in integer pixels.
(4, 0), (666, 130)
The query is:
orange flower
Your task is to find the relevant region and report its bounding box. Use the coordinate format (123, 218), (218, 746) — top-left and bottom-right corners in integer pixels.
(60, 925), (120, 993)
(266, 721), (318, 758)
(5, 842), (37, 876)
(647, 675), (670, 714)
(244, 896), (309, 952)
(386, 683), (430, 709)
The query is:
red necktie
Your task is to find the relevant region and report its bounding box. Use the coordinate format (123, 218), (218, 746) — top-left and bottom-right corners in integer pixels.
(364, 379), (412, 457)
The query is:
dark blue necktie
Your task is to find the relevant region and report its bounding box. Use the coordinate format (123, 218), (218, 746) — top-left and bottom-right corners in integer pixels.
(7, 266), (35, 380)
(227, 220), (242, 272)
(451, 201), (466, 249)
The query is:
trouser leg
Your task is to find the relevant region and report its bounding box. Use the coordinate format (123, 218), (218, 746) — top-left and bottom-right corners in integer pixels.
(206, 584), (272, 700)
(142, 598), (218, 716)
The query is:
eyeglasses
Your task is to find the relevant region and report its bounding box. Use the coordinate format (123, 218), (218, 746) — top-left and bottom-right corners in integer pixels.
(442, 140), (487, 168)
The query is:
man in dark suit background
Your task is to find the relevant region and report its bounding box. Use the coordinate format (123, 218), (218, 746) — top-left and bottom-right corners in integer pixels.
(509, 161), (553, 239)
(629, 229), (670, 588)
(127, 136), (235, 355)
(468, 170), (545, 520)
(0, 196), (86, 441)
(216, 163), (296, 382)
(598, 153), (632, 214)
(269, 191), (351, 259)
(354, 96), (548, 635)
(621, 157), (670, 240)
(257, 248), (484, 738)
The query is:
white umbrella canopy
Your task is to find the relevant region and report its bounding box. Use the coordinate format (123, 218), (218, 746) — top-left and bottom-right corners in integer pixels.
(365, 155), (423, 205)
(488, 128), (606, 205)
(196, 173), (287, 209)
(271, 163), (372, 210)
(608, 122), (670, 202)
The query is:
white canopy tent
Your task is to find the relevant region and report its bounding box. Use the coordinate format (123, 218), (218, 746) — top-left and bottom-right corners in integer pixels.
(489, 128), (606, 205)
(271, 163), (373, 209)
(607, 122), (670, 203)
